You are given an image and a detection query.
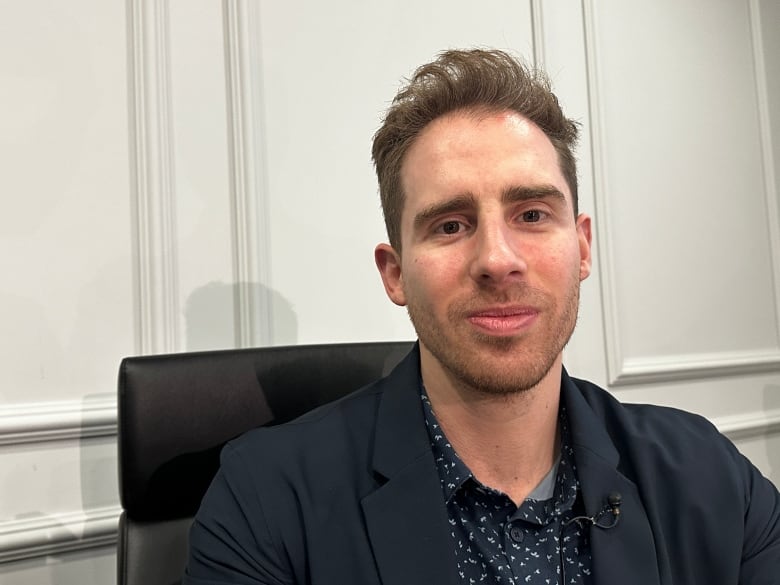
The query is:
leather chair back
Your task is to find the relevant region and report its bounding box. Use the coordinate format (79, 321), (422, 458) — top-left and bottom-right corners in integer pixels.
(117, 341), (413, 585)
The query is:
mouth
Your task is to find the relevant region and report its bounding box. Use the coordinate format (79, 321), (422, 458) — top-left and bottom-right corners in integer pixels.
(465, 306), (539, 335)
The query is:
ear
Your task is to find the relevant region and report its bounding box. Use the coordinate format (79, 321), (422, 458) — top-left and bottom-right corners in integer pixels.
(576, 213), (592, 281)
(374, 243), (407, 306)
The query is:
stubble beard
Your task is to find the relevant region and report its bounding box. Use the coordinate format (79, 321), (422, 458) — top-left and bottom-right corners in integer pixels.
(407, 277), (581, 396)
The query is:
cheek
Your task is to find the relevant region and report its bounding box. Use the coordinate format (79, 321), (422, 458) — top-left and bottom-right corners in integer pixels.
(404, 253), (457, 300)
(531, 239), (581, 279)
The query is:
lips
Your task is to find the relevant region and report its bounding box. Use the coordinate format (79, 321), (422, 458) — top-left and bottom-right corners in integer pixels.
(465, 306), (539, 335)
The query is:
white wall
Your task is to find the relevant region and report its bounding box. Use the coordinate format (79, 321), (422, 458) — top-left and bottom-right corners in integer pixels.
(0, 0), (778, 582)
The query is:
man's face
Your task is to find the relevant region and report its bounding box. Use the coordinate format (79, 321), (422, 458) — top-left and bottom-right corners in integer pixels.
(375, 110), (592, 395)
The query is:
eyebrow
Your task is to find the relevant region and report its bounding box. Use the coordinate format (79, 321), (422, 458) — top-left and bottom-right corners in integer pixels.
(412, 193), (477, 232)
(502, 185), (567, 205)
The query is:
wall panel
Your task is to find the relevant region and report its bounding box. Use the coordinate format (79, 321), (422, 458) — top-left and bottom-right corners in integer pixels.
(169, 0), (239, 352)
(0, 0), (135, 405)
(584, 0), (780, 385)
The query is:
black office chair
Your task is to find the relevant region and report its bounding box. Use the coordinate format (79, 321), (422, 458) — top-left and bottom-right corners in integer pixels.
(117, 341), (413, 585)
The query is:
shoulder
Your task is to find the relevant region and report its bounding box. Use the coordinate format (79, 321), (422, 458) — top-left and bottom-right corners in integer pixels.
(571, 375), (728, 447)
(566, 375), (751, 490)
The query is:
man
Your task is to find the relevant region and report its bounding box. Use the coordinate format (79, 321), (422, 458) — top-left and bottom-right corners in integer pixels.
(184, 49), (780, 584)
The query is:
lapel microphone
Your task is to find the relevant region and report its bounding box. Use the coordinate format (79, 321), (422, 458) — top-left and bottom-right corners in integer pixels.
(563, 491), (622, 529)
(559, 492), (622, 584)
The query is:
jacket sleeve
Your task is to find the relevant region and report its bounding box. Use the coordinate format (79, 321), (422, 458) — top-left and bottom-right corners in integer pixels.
(183, 442), (295, 585)
(739, 448), (780, 584)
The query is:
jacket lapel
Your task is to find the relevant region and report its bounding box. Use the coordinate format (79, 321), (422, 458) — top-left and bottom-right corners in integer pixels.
(563, 373), (662, 585)
(361, 347), (459, 585)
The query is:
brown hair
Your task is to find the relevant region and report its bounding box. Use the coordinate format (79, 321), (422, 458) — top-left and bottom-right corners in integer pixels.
(372, 49), (579, 251)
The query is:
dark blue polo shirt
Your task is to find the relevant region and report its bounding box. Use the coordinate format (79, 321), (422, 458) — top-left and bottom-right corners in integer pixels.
(421, 387), (593, 584)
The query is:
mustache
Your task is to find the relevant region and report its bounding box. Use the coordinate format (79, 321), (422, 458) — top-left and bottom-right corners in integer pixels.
(447, 286), (553, 315)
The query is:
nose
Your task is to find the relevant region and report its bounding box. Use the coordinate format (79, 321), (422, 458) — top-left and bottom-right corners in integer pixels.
(469, 220), (528, 285)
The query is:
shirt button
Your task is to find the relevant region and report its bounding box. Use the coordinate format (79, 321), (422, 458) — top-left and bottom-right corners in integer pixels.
(509, 525), (524, 543)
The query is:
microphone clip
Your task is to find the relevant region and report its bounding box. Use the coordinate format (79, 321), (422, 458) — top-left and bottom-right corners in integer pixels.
(564, 492), (622, 530)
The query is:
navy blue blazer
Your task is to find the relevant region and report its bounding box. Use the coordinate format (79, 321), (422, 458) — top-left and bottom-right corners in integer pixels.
(184, 347), (780, 584)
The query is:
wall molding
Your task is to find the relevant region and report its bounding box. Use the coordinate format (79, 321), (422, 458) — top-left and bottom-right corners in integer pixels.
(128, 0), (181, 355)
(612, 349), (780, 386)
(529, 0), (546, 68)
(716, 407), (780, 442)
(0, 507), (119, 564)
(0, 399), (117, 446)
(581, 0), (626, 385)
(223, 0), (273, 348)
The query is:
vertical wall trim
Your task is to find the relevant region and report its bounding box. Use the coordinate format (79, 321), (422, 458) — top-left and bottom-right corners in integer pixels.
(223, 0), (273, 347)
(748, 0), (780, 346)
(580, 0), (623, 383)
(529, 0), (546, 68)
(128, 0), (180, 355)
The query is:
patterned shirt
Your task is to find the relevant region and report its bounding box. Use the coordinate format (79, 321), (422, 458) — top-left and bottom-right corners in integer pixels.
(421, 387), (593, 585)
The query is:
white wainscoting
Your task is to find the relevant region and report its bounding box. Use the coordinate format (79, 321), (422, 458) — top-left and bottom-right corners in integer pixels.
(0, 400), (120, 563)
(0, 400), (116, 446)
(0, 506), (119, 564)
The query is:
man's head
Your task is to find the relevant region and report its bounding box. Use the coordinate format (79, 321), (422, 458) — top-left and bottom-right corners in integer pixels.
(373, 49), (592, 396)
(372, 49), (579, 252)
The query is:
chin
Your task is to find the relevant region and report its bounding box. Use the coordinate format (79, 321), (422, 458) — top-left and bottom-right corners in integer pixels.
(430, 339), (559, 395)
(455, 360), (555, 395)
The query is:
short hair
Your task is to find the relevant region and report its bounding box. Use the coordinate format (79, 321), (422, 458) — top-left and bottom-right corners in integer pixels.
(372, 48), (579, 251)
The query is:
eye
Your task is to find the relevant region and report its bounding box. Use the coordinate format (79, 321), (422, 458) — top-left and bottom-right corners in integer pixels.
(437, 220), (463, 235)
(521, 209), (546, 223)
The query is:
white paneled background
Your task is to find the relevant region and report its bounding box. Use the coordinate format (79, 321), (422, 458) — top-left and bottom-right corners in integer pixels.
(0, 1), (778, 582)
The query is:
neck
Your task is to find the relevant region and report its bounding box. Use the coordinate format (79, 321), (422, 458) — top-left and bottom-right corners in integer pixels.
(421, 348), (563, 505)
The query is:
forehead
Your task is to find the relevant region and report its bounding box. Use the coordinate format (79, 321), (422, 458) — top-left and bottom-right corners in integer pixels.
(399, 110), (569, 210)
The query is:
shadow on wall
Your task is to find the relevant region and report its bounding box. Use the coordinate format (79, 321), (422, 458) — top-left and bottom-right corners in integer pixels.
(184, 281), (298, 350)
(763, 384), (780, 484)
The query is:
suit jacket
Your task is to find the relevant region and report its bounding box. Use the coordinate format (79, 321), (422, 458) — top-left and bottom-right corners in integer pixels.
(184, 347), (780, 584)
